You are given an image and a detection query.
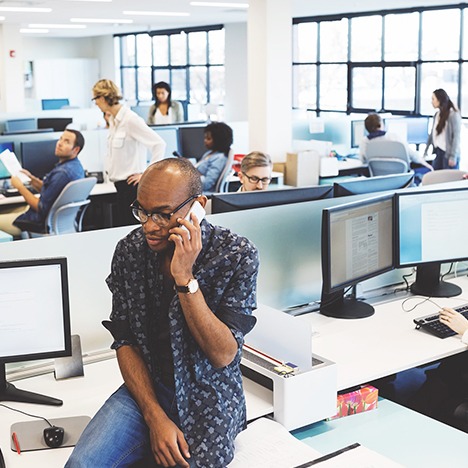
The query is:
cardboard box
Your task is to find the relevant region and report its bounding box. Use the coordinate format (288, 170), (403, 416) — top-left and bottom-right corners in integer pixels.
(328, 385), (378, 420)
(285, 150), (320, 187)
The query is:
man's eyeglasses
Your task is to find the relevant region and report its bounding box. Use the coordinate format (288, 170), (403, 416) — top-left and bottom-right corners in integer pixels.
(242, 173), (272, 185)
(130, 194), (200, 226)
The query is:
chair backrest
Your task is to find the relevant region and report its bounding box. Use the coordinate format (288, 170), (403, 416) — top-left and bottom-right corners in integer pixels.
(214, 149), (235, 193)
(45, 177), (97, 235)
(367, 157), (409, 177)
(366, 140), (410, 176)
(421, 169), (467, 186)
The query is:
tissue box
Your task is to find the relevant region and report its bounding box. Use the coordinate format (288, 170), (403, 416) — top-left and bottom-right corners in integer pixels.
(328, 385), (378, 420)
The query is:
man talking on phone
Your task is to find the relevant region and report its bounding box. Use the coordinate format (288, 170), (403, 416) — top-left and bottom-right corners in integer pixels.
(66, 158), (259, 468)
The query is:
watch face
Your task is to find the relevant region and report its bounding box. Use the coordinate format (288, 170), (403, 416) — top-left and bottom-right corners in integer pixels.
(187, 279), (198, 293)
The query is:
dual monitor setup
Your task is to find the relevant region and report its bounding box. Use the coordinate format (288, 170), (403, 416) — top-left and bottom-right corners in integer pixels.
(2, 117), (73, 136)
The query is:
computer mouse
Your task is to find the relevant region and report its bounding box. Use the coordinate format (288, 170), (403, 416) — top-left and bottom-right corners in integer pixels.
(43, 426), (65, 448)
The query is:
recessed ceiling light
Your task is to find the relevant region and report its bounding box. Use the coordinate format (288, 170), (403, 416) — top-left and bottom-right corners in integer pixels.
(0, 7), (52, 13)
(123, 11), (190, 17)
(20, 28), (49, 33)
(190, 2), (248, 7)
(70, 18), (133, 24)
(29, 24), (87, 29)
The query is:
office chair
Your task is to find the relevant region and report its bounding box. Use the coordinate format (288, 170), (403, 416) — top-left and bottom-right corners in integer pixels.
(366, 140), (410, 177)
(25, 177), (97, 237)
(214, 149), (235, 194)
(421, 169), (467, 186)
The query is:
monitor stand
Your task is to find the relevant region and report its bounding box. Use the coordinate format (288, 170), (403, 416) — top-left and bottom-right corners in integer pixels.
(0, 362), (63, 406)
(320, 286), (374, 319)
(410, 263), (461, 298)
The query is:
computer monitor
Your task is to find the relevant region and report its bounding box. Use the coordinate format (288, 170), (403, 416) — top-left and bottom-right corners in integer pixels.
(351, 120), (367, 149)
(0, 142), (15, 180)
(37, 117), (73, 132)
(211, 185), (334, 214)
(404, 117), (430, 145)
(396, 186), (468, 297)
(321, 194), (394, 318)
(152, 126), (180, 159)
(41, 98), (70, 110)
(0, 257), (71, 406)
(178, 126), (207, 160)
(333, 173), (414, 197)
(21, 139), (58, 179)
(4, 118), (36, 133)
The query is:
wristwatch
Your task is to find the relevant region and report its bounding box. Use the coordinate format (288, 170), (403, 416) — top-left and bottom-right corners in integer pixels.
(175, 278), (199, 294)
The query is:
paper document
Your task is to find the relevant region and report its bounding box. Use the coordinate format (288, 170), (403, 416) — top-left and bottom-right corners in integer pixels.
(0, 149), (30, 183)
(227, 417), (321, 468)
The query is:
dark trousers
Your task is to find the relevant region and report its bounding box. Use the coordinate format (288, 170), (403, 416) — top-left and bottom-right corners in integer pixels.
(114, 180), (139, 227)
(432, 147), (459, 170)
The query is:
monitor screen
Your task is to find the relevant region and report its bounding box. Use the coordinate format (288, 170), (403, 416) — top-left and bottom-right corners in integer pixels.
(152, 127), (180, 159)
(211, 186), (333, 214)
(351, 120), (367, 149)
(4, 118), (36, 133)
(0, 257), (71, 405)
(334, 173), (414, 197)
(41, 98), (70, 110)
(178, 126), (206, 160)
(37, 117), (73, 132)
(405, 117), (430, 145)
(321, 194), (394, 318)
(21, 139), (58, 179)
(396, 186), (468, 297)
(0, 142), (14, 180)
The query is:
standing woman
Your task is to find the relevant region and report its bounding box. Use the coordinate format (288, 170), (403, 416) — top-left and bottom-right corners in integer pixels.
(424, 88), (462, 170)
(147, 81), (184, 125)
(92, 79), (166, 226)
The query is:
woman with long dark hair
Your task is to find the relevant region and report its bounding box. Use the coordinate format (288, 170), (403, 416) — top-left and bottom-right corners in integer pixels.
(147, 81), (184, 125)
(424, 88), (462, 170)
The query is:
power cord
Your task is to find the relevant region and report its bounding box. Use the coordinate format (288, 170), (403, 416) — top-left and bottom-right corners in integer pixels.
(401, 295), (444, 313)
(0, 403), (53, 427)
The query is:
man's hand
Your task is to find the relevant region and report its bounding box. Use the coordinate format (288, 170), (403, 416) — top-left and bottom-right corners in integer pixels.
(168, 212), (203, 286)
(10, 175), (24, 190)
(127, 173), (142, 186)
(439, 307), (468, 335)
(149, 416), (190, 467)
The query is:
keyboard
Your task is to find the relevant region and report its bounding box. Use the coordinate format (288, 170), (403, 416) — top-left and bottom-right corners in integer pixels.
(414, 304), (468, 338)
(0, 187), (19, 197)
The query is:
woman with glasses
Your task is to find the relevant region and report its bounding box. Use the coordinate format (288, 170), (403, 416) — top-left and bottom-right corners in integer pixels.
(92, 79), (166, 226)
(238, 151), (273, 192)
(424, 88), (461, 170)
(195, 122), (233, 194)
(147, 81), (184, 125)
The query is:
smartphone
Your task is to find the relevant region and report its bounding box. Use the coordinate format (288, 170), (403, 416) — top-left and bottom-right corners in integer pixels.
(180, 201), (206, 239)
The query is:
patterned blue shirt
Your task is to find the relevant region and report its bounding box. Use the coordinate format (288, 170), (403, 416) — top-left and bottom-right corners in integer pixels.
(105, 220), (259, 467)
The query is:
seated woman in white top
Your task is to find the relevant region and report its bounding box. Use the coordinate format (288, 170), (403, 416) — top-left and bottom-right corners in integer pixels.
(147, 81), (184, 125)
(238, 151), (273, 192)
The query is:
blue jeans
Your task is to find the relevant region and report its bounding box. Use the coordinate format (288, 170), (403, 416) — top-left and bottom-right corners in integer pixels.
(65, 383), (188, 467)
(432, 147), (459, 170)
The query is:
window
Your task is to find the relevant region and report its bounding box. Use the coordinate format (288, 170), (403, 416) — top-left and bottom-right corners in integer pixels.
(293, 5), (468, 118)
(116, 25), (224, 107)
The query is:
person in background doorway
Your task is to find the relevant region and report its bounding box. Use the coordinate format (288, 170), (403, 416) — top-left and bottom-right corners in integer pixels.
(147, 81), (184, 125)
(424, 88), (462, 170)
(195, 122), (233, 194)
(92, 79), (166, 226)
(238, 151), (273, 192)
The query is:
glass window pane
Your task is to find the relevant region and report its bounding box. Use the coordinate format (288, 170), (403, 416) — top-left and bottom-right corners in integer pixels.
(421, 9), (460, 60)
(420, 62), (459, 114)
(189, 66), (207, 104)
(463, 9), (468, 60)
(351, 16), (382, 62)
(319, 64), (347, 111)
(384, 13), (419, 61)
(209, 66), (225, 105)
(120, 35), (136, 66)
(384, 67), (416, 111)
(293, 22), (317, 63)
(461, 63), (468, 116)
(171, 33), (187, 66)
(153, 35), (169, 66)
(319, 19), (348, 62)
(189, 31), (207, 65)
(352, 67), (383, 109)
(208, 29), (224, 64)
(171, 69), (187, 101)
(122, 68), (136, 101)
(136, 34), (151, 66)
(293, 64), (317, 109)
(137, 68), (152, 101)
(153, 69), (170, 84)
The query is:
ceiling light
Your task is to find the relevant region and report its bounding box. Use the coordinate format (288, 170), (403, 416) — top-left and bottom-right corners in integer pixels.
(0, 16), (4, 21)
(123, 11), (190, 17)
(20, 28), (49, 34)
(65, 0), (112, 2)
(190, 2), (248, 7)
(29, 24), (87, 29)
(0, 7), (52, 13)
(70, 18), (133, 24)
